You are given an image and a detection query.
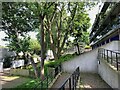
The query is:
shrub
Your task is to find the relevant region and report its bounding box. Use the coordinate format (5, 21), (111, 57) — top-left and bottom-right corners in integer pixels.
(3, 57), (12, 68)
(45, 54), (76, 68)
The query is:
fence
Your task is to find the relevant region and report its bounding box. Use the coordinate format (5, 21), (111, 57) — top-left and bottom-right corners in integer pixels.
(34, 64), (62, 89)
(98, 48), (120, 71)
(59, 67), (80, 90)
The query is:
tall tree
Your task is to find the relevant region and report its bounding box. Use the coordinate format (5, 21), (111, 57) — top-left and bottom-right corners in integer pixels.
(28, 2), (55, 80)
(44, 2), (92, 58)
(2, 2), (40, 78)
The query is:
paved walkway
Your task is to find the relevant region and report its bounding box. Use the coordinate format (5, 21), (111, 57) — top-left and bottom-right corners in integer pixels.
(0, 72), (30, 88)
(80, 73), (112, 89)
(50, 72), (113, 89)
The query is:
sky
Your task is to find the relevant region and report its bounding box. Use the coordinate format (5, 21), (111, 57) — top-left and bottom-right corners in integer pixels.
(0, 2), (103, 46)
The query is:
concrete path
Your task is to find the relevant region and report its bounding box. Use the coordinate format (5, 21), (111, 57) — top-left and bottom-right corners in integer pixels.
(50, 72), (112, 89)
(51, 72), (71, 88)
(0, 72), (30, 88)
(80, 73), (113, 89)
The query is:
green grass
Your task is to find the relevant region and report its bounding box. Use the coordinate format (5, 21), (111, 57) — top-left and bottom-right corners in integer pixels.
(15, 75), (53, 89)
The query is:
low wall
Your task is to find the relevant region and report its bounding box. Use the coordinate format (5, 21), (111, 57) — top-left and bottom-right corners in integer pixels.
(98, 59), (120, 89)
(62, 48), (98, 73)
(100, 41), (120, 51)
(10, 69), (30, 77)
(0, 62), (3, 72)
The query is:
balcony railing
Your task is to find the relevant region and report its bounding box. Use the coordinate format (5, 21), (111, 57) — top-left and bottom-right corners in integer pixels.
(98, 48), (120, 71)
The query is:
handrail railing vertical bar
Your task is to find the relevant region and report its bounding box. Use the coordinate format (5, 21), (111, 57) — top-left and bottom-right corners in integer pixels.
(107, 50), (109, 63)
(59, 67), (80, 90)
(72, 74), (74, 90)
(104, 49), (105, 60)
(74, 74), (76, 90)
(111, 51), (113, 64)
(99, 48), (119, 71)
(116, 53), (118, 71)
(69, 78), (71, 90)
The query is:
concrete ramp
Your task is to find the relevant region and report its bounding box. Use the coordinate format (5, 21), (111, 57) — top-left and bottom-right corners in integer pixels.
(80, 73), (112, 89)
(50, 72), (71, 88)
(62, 48), (98, 73)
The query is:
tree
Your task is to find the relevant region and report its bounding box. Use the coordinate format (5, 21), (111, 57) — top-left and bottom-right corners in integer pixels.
(2, 2), (36, 53)
(29, 39), (41, 55)
(2, 2), (40, 78)
(44, 2), (92, 57)
(28, 2), (56, 80)
(71, 11), (91, 55)
(2, 2), (95, 79)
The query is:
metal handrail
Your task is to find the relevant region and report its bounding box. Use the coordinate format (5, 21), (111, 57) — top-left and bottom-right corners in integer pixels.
(59, 67), (80, 90)
(34, 65), (62, 89)
(98, 48), (120, 71)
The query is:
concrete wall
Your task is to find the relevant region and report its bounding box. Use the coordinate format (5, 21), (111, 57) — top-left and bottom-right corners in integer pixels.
(62, 48), (98, 73)
(0, 49), (2, 59)
(98, 59), (120, 89)
(99, 41), (120, 58)
(100, 41), (120, 51)
(10, 69), (30, 76)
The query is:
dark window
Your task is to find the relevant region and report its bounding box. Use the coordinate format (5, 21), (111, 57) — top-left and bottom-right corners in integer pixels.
(102, 41), (105, 45)
(110, 35), (119, 41)
(106, 39), (109, 43)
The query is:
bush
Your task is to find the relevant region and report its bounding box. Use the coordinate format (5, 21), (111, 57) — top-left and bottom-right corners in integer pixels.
(3, 57), (12, 68)
(45, 54), (77, 68)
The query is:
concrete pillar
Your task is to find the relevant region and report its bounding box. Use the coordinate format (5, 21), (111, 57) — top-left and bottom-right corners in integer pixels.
(0, 62), (3, 72)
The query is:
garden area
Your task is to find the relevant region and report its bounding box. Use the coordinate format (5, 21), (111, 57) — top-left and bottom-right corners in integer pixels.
(1, 1), (94, 89)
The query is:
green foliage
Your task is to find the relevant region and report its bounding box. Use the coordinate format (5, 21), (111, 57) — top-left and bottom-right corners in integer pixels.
(45, 54), (77, 68)
(2, 2), (38, 53)
(28, 39), (41, 54)
(84, 45), (91, 49)
(16, 78), (40, 88)
(3, 56), (12, 68)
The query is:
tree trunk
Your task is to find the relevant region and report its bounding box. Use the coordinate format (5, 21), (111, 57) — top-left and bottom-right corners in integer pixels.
(76, 43), (80, 55)
(23, 52), (28, 67)
(47, 21), (58, 60)
(40, 16), (45, 80)
(29, 55), (39, 78)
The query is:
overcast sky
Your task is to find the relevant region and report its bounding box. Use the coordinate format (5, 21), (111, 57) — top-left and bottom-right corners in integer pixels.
(0, 2), (103, 46)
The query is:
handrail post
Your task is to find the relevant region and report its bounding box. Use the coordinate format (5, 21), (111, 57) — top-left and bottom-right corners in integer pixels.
(107, 50), (109, 63)
(116, 53), (118, 71)
(111, 51), (113, 64)
(72, 74), (75, 90)
(69, 78), (71, 90)
(104, 49), (105, 60)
